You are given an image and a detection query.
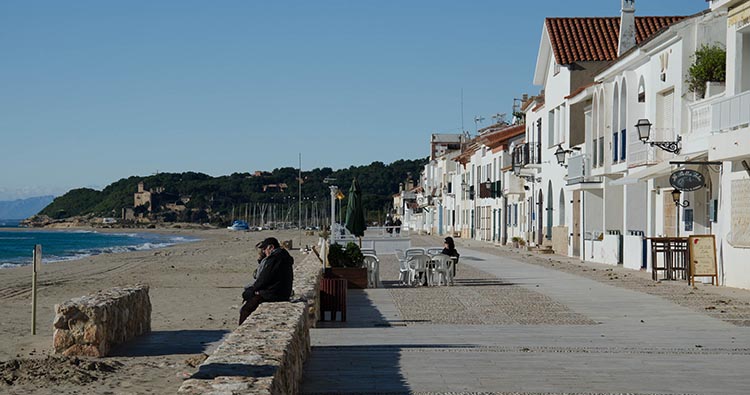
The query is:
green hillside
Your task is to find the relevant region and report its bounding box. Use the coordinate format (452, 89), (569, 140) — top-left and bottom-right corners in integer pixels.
(39, 158), (427, 225)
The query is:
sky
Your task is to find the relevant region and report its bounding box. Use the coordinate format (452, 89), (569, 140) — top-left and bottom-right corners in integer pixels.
(0, 0), (709, 200)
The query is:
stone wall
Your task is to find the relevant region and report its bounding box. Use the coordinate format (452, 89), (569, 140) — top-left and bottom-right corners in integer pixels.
(178, 252), (323, 394)
(53, 284), (151, 357)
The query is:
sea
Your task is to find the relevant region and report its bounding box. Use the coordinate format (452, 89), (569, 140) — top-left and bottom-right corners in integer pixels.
(0, 219), (196, 269)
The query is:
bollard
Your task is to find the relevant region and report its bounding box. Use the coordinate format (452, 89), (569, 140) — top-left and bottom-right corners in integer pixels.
(31, 244), (41, 335)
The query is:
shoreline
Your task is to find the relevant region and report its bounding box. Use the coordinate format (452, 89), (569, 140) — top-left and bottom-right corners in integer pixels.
(0, 228), (322, 394)
(0, 226), (203, 269)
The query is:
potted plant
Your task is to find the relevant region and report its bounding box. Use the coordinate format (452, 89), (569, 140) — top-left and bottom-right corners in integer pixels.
(686, 44), (726, 99)
(327, 242), (368, 289)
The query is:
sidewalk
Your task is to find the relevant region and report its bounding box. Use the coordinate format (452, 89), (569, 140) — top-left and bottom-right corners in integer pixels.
(302, 235), (750, 394)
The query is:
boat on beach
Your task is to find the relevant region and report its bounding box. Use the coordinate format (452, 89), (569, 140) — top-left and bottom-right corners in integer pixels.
(227, 220), (250, 231)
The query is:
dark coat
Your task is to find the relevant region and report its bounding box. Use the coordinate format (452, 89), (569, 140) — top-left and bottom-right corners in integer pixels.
(441, 247), (460, 263)
(251, 247), (294, 301)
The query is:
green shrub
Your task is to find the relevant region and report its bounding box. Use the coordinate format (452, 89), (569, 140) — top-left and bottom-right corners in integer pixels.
(327, 242), (364, 268)
(687, 44), (726, 98)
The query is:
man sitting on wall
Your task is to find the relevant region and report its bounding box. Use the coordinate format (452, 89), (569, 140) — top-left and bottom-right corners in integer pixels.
(239, 237), (294, 325)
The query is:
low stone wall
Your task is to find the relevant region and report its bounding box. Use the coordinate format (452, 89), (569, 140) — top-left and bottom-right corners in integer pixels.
(178, 252), (323, 394)
(53, 284), (151, 357)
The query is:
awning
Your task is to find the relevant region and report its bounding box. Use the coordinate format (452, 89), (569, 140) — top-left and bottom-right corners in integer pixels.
(609, 151), (707, 186)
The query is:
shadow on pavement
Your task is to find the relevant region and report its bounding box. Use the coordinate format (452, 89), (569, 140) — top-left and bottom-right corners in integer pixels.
(110, 329), (230, 357)
(303, 288), (410, 393)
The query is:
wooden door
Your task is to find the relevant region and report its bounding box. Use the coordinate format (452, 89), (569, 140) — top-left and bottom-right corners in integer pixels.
(663, 192), (676, 237)
(570, 191), (581, 257)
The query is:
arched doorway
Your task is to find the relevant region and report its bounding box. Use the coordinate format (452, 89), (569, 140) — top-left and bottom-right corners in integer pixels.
(559, 189), (566, 225)
(546, 182), (553, 240)
(537, 189), (544, 246)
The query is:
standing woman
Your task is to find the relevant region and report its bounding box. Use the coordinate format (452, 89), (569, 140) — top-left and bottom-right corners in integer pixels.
(441, 236), (460, 277)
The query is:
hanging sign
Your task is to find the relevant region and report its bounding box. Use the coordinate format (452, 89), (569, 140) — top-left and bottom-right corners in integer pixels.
(669, 169), (705, 192)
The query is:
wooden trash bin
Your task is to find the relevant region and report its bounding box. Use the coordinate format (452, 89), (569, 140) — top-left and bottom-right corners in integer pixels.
(319, 278), (347, 321)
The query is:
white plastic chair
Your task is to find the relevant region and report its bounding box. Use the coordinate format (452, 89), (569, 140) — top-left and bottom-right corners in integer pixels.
(398, 255), (415, 286)
(407, 254), (430, 286)
(426, 247), (443, 256)
(361, 248), (377, 256)
(363, 254), (381, 288)
(405, 248), (425, 258)
(431, 253), (454, 286)
(395, 249), (406, 263)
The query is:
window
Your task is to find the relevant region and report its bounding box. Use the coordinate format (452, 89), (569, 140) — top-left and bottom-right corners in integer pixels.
(592, 139), (599, 167)
(513, 204), (518, 226)
(548, 111), (555, 147)
(613, 131), (618, 163)
(598, 137), (604, 166)
(620, 129), (626, 161)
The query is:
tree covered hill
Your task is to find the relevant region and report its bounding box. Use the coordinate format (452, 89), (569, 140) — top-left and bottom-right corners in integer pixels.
(39, 158), (428, 223)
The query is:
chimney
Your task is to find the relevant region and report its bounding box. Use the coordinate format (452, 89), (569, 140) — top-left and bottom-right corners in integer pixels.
(618, 0), (636, 56)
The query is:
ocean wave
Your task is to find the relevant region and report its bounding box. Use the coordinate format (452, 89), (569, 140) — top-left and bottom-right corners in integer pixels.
(0, 261), (25, 269)
(0, 233), (195, 269)
(0, 236), (33, 240)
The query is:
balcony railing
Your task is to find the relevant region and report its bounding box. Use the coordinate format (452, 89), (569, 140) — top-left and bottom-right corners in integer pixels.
(511, 142), (541, 171)
(567, 153), (588, 184)
(712, 90), (750, 132)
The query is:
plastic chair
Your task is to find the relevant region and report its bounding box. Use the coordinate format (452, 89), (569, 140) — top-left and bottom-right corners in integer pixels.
(361, 248), (377, 256)
(407, 254), (430, 286)
(426, 247), (443, 256)
(398, 255), (415, 286)
(405, 248), (426, 258)
(395, 249), (406, 263)
(363, 254), (381, 288)
(431, 254), (454, 286)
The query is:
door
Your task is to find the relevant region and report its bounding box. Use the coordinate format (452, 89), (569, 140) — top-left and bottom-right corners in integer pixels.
(663, 192), (676, 237)
(537, 189), (544, 246)
(570, 191), (581, 257)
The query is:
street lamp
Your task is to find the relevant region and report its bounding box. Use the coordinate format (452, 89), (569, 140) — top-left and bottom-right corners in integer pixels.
(636, 118), (682, 154)
(671, 188), (689, 237)
(554, 144), (572, 167)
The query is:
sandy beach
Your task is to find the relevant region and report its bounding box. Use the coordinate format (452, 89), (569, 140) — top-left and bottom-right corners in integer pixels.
(0, 227), (322, 394)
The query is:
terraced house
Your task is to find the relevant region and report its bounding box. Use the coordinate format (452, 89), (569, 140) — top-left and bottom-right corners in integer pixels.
(411, 0), (750, 290)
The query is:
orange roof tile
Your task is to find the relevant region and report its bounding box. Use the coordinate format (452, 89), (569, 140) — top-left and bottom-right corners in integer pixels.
(546, 16), (687, 65)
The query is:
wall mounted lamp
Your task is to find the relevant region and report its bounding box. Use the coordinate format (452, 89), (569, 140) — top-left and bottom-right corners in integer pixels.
(635, 118), (682, 154)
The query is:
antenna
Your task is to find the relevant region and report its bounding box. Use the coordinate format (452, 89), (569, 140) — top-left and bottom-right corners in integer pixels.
(460, 88), (465, 134)
(491, 113), (506, 125)
(474, 115), (485, 134)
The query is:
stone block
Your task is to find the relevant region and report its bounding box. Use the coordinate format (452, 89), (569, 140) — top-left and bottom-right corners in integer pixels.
(53, 284), (151, 357)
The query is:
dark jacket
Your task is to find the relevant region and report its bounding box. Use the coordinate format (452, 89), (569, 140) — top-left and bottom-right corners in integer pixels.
(441, 247), (460, 263)
(251, 247), (294, 301)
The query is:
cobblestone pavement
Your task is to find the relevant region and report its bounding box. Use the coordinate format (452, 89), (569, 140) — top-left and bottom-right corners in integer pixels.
(303, 236), (750, 395)
(384, 258), (595, 326)
(415, 235), (750, 327)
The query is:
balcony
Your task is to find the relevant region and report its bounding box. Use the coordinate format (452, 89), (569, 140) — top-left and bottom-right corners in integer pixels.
(567, 153), (602, 186)
(511, 142), (541, 171)
(712, 90), (750, 132)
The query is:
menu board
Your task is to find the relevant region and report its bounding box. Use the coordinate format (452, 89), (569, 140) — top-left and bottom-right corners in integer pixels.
(688, 235), (717, 280)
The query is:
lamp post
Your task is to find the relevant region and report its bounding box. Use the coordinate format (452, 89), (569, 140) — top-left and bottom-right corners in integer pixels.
(636, 118), (682, 154)
(671, 188), (689, 237)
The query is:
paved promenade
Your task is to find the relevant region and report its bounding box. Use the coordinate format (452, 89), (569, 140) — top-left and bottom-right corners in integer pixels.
(301, 235), (750, 395)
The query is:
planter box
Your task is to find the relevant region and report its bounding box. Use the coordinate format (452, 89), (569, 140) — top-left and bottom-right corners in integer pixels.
(329, 267), (368, 289)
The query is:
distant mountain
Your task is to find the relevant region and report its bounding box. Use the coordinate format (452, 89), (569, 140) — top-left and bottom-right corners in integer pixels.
(0, 195), (55, 219)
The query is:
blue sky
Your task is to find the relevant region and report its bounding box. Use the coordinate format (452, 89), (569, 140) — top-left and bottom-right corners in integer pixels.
(0, 0), (707, 200)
